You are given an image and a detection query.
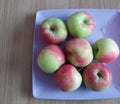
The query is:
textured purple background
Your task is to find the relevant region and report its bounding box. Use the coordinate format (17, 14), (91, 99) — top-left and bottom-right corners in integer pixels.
(32, 9), (120, 100)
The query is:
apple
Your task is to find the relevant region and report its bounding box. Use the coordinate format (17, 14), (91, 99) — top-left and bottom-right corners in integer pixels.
(54, 64), (82, 92)
(40, 18), (68, 44)
(67, 11), (94, 38)
(65, 38), (93, 67)
(83, 62), (112, 91)
(93, 38), (119, 63)
(37, 44), (65, 73)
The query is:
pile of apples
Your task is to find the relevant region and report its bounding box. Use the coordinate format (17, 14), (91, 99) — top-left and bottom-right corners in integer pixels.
(37, 11), (119, 92)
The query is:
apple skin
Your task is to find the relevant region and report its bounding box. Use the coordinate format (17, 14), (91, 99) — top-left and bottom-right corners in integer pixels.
(40, 18), (68, 44)
(65, 38), (93, 67)
(54, 64), (82, 92)
(37, 44), (65, 73)
(67, 11), (94, 38)
(93, 38), (119, 63)
(83, 62), (112, 91)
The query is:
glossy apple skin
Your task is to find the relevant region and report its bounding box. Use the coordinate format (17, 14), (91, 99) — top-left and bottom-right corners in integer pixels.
(40, 18), (68, 44)
(37, 45), (65, 73)
(54, 64), (82, 92)
(83, 62), (112, 91)
(67, 11), (94, 38)
(65, 38), (93, 67)
(93, 38), (119, 63)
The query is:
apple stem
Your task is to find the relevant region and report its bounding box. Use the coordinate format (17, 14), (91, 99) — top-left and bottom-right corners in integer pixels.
(84, 19), (89, 25)
(97, 72), (103, 78)
(50, 25), (58, 32)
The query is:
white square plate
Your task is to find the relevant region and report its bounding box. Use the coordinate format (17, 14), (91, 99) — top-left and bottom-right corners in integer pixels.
(32, 9), (120, 100)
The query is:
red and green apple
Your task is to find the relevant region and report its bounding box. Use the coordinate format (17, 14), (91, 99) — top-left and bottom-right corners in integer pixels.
(54, 64), (82, 92)
(40, 18), (68, 44)
(37, 44), (65, 73)
(83, 62), (112, 91)
(93, 38), (119, 63)
(65, 38), (93, 67)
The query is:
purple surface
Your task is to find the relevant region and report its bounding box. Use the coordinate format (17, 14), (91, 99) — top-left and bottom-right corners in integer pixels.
(32, 9), (120, 100)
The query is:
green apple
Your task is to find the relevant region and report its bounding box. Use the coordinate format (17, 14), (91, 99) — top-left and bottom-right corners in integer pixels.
(67, 11), (94, 38)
